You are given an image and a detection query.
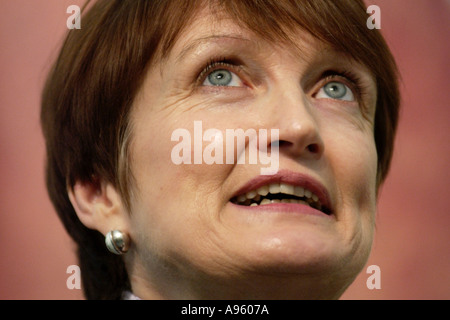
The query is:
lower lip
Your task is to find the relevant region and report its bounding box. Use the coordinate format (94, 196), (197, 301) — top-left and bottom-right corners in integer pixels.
(229, 201), (334, 219)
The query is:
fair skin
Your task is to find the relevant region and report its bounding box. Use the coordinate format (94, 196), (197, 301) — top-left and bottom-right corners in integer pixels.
(70, 8), (378, 299)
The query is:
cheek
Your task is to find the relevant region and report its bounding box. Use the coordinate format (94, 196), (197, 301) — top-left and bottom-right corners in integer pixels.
(323, 125), (378, 271)
(316, 101), (378, 206)
(343, 139), (375, 193)
(335, 133), (377, 184)
(319, 101), (378, 198)
(324, 122), (378, 223)
(128, 113), (231, 247)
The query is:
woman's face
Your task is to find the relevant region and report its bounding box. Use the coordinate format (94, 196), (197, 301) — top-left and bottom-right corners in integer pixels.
(125, 8), (378, 299)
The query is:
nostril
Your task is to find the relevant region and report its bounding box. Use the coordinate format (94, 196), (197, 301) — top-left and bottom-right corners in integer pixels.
(307, 144), (320, 153)
(277, 141), (322, 156)
(278, 140), (291, 148)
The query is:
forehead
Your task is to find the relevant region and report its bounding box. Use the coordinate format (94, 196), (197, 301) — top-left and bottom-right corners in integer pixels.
(167, 5), (322, 64)
(147, 0), (383, 85)
(166, 6), (373, 77)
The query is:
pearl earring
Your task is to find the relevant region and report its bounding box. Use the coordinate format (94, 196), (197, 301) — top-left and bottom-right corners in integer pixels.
(105, 230), (130, 255)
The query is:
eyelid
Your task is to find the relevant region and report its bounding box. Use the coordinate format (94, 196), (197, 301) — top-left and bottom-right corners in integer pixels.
(196, 59), (246, 87)
(315, 71), (362, 101)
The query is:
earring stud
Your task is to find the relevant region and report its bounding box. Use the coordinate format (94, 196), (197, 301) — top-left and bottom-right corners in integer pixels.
(105, 230), (130, 255)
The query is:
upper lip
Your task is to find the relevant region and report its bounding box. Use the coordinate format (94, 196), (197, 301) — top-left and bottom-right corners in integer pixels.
(230, 169), (333, 214)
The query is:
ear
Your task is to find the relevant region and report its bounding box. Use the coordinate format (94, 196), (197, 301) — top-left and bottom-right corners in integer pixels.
(68, 178), (130, 237)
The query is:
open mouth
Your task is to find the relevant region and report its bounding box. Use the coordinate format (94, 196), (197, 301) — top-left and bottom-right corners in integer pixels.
(230, 182), (332, 215)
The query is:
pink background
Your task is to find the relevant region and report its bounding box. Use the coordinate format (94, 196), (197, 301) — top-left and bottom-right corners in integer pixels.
(0, 0), (448, 299)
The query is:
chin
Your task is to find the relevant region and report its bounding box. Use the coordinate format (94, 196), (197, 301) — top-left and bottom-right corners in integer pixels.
(201, 233), (359, 299)
(220, 198), (371, 279)
(220, 225), (348, 278)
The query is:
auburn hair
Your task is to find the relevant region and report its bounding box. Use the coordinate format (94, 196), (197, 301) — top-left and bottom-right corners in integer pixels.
(41, 0), (400, 299)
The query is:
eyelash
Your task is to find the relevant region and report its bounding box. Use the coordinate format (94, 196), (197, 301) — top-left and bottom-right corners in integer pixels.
(196, 57), (243, 86)
(196, 58), (366, 101)
(318, 70), (364, 101)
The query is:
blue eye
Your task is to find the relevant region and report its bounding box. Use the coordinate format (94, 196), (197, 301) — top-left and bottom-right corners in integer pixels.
(207, 69), (232, 86)
(202, 69), (243, 87)
(316, 81), (355, 101)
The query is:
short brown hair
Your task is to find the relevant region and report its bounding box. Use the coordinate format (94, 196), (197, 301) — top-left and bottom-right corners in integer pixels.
(41, 0), (400, 299)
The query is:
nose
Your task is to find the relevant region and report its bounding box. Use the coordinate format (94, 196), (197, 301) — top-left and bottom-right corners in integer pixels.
(260, 83), (324, 161)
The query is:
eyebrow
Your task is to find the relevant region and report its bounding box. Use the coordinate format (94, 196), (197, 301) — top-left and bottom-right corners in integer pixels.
(175, 34), (252, 63)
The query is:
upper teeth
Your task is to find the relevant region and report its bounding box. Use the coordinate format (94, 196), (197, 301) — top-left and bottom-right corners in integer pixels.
(235, 183), (321, 208)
